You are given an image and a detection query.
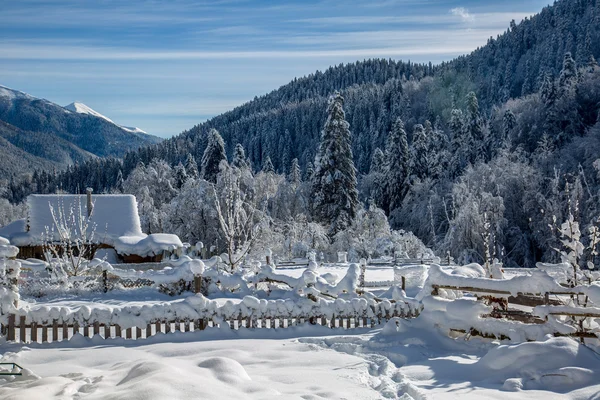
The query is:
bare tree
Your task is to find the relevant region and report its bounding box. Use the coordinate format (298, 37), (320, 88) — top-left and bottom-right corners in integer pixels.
(213, 164), (261, 271)
(42, 195), (98, 279)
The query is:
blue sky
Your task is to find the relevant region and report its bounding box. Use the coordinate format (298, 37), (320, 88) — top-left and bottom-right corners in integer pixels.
(0, 0), (549, 138)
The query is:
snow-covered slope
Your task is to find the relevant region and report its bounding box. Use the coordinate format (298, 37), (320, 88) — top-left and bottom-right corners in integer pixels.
(0, 84), (161, 172)
(64, 102), (147, 134)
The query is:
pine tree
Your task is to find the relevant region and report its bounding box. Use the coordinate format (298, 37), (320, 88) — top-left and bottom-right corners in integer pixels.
(262, 155), (275, 173)
(184, 153), (199, 180)
(174, 162), (187, 189)
(384, 117), (410, 214)
(201, 129), (227, 183)
(409, 124), (429, 180)
(115, 169), (124, 193)
(369, 147), (385, 174)
(521, 59), (533, 95)
(558, 52), (577, 91)
(502, 109), (516, 141)
(311, 92), (359, 237)
(289, 158), (301, 185)
(304, 162), (315, 181)
(450, 109), (467, 176)
(465, 91), (484, 163)
(232, 143), (250, 169)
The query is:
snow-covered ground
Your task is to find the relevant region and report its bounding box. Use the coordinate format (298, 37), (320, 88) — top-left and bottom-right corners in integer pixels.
(1, 321), (599, 399)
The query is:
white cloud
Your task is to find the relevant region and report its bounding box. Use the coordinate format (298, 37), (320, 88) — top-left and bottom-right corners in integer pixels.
(450, 7), (475, 23)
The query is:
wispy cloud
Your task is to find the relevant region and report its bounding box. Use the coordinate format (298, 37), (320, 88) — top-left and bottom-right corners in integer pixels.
(450, 7), (475, 23)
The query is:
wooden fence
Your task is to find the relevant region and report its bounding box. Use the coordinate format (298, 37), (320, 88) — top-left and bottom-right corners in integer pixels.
(430, 284), (599, 341)
(1, 307), (417, 344)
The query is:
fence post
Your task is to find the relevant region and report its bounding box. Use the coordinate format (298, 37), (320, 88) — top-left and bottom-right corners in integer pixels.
(401, 276), (406, 291)
(7, 314), (15, 341)
(194, 275), (202, 294)
(103, 270), (108, 293)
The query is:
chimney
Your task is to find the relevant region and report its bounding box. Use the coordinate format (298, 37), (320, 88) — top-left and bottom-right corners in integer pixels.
(86, 188), (94, 217)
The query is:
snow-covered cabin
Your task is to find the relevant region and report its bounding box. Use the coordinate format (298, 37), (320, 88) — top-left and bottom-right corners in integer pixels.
(0, 193), (183, 263)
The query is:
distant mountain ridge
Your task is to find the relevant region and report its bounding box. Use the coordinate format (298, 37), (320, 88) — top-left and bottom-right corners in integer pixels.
(0, 85), (161, 178)
(64, 102), (148, 134)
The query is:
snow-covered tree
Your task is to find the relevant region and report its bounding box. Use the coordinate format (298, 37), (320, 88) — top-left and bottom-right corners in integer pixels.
(232, 143), (250, 170)
(213, 163), (263, 270)
(184, 154), (199, 180)
(384, 117), (409, 214)
(201, 129), (227, 183)
(288, 158), (301, 185)
(174, 162), (187, 189)
(42, 196), (98, 279)
(262, 155), (275, 174)
(311, 92), (359, 237)
(409, 123), (429, 180)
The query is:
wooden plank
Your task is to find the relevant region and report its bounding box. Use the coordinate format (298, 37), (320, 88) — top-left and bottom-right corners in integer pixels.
(63, 322), (69, 341)
(31, 322), (38, 343)
(42, 323), (48, 343)
(52, 320), (58, 342)
(7, 314), (15, 342)
(73, 322), (80, 338)
(19, 316), (26, 343)
(104, 324), (110, 339)
(126, 328), (132, 339)
(115, 324), (121, 338)
(84, 324), (91, 338)
(155, 321), (161, 335)
(146, 323), (152, 338)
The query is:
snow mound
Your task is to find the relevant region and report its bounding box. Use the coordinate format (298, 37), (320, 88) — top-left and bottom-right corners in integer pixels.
(197, 357), (252, 384)
(477, 337), (600, 391)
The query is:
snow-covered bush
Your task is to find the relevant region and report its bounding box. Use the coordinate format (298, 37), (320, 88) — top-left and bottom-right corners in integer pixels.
(42, 195), (98, 280)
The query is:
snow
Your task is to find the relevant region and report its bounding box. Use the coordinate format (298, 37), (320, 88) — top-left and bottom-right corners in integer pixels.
(0, 219), (26, 242)
(114, 234), (183, 258)
(64, 102), (147, 135)
(3, 322), (599, 400)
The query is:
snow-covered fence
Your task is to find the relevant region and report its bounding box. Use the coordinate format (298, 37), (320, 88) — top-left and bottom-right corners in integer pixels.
(422, 264), (600, 341)
(0, 295), (421, 344)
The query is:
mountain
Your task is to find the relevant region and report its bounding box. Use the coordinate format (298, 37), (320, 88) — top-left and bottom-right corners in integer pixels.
(0, 85), (162, 178)
(5, 0), (600, 269)
(64, 102), (148, 134)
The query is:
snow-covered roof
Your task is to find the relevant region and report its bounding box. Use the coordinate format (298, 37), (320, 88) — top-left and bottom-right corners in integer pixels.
(0, 219), (26, 242)
(25, 194), (144, 244)
(4, 194), (183, 257)
(114, 234), (184, 258)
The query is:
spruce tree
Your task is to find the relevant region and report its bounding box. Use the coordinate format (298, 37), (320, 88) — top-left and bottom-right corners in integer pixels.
(384, 117), (409, 214)
(369, 147), (385, 174)
(502, 109), (516, 142)
(409, 123), (429, 180)
(184, 153), (199, 180)
(465, 91), (484, 163)
(558, 52), (577, 91)
(232, 143), (249, 169)
(174, 162), (187, 189)
(262, 155), (275, 173)
(289, 158), (301, 185)
(201, 129), (227, 183)
(311, 92), (359, 237)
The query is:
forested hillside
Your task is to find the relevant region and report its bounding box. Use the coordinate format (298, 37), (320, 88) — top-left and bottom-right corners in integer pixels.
(4, 0), (600, 268)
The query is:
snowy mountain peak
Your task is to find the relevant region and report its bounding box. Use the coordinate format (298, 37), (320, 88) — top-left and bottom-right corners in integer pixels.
(64, 102), (147, 135)
(0, 85), (37, 101)
(64, 102), (115, 124)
